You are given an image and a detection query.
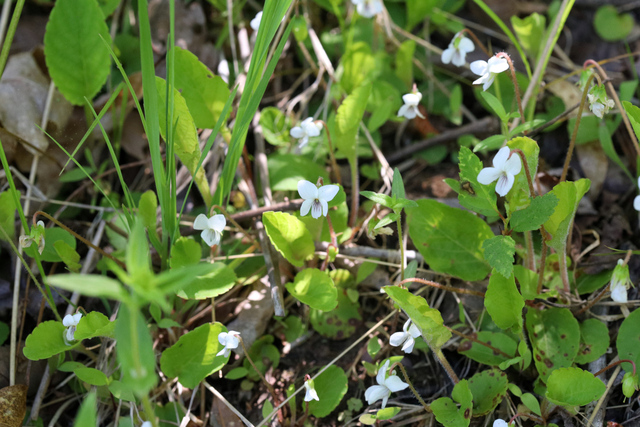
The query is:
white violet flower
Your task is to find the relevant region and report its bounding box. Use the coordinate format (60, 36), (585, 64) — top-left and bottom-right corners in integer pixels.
(298, 180), (340, 219)
(141, 422), (152, 427)
(193, 213), (226, 247)
(250, 11), (262, 31)
(364, 360), (409, 409)
(610, 259), (632, 303)
(20, 220), (45, 254)
(217, 331), (241, 357)
(470, 55), (509, 91)
(634, 176), (640, 212)
(587, 93), (615, 119)
(303, 379), (320, 402)
(441, 32), (475, 67)
(63, 313), (82, 344)
(493, 419), (510, 427)
(477, 146), (522, 197)
(290, 117), (322, 148)
(397, 92), (425, 120)
(351, 0), (384, 18)
(389, 319), (421, 353)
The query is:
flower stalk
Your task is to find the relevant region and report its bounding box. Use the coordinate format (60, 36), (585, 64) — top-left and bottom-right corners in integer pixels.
(561, 73), (595, 182)
(495, 52), (525, 126)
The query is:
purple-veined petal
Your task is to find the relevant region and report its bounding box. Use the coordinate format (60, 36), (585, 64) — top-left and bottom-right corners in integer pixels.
(477, 167), (502, 185)
(208, 214), (226, 233)
(470, 60), (488, 76)
(403, 107), (417, 119)
(65, 327), (76, 342)
(495, 173), (515, 197)
(298, 180), (318, 199)
(193, 213), (209, 230)
(452, 52), (466, 67)
(384, 375), (409, 393)
(300, 199), (313, 217)
(318, 184), (339, 202)
(201, 229), (219, 247)
(311, 202), (323, 219)
(492, 146), (511, 168)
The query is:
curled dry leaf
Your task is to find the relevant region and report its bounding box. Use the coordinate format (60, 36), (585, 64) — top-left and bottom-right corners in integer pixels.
(0, 384), (28, 427)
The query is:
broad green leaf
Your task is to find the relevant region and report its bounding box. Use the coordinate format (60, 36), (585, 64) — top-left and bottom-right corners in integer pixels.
(156, 77), (211, 206)
(53, 240), (81, 273)
(262, 212), (314, 267)
(356, 261), (378, 285)
(506, 137), (540, 214)
(526, 308), (580, 382)
(468, 369), (508, 415)
(511, 13), (546, 60)
(48, 274), (127, 301)
(459, 331), (517, 366)
(260, 107), (291, 146)
(73, 392), (96, 427)
(25, 227), (76, 263)
(485, 270), (524, 330)
(376, 407), (402, 421)
(339, 42), (375, 94)
(367, 81), (401, 132)
(514, 264), (540, 300)
(98, 0), (120, 16)
(431, 379), (472, 427)
(286, 269), (338, 311)
(308, 365), (349, 417)
(482, 236), (516, 279)
(173, 46), (230, 129)
(617, 308), (640, 373)
(383, 286), (451, 349)
(479, 91), (507, 121)
(138, 190), (158, 232)
(75, 311), (115, 340)
(23, 320), (70, 360)
(170, 237), (201, 269)
(543, 179), (591, 250)
(405, 0), (437, 31)
(160, 323), (227, 389)
(174, 263), (237, 300)
(267, 153), (329, 191)
(75, 367), (109, 386)
(546, 367), (606, 406)
(335, 84), (372, 160)
(0, 191), (15, 241)
(576, 269), (612, 294)
(593, 5), (634, 42)
(510, 192), (558, 232)
(407, 199), (492, 281)
(108, 380), (135, 402)
(115, 304), (156, 396)
(310, 286), (361, 340)
(449, 147), (497, 217)
(576, 318), (609, 364)
(44, 0), (111, 105)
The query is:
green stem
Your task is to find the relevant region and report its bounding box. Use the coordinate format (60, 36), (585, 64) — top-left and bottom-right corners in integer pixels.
(390, 362), (430, 413)
(397, 277), (486, 297)
(561, 73), (595, 182)
(319, 121), (342, 186)
(495, 52), (525, 127)
(434, 349), (459, 384)
(0, 0), (25, 78)
(524, 231), (535, 271)
(348, 156), (359, 228)
(397, 213), (405, 281)
(558, 242), (571, 295)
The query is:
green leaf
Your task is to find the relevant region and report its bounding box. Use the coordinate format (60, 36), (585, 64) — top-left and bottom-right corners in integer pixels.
(0, 191), (16, 241)
(339, 43), (375, 94)
(521, 393), (542, 416)
(395, 40), (415, 89)
(543, 179), (591, 250)
(260, 107), (291, 146)
(546, 367), (606, 406)
(511, 13), (546, 60)
(485, 270), (524, 330)
(47, 274), (127, 301)
(335, 83), (372, 160)
(160, 323), (227, 389)
(75, 311), (115, 340)
(479, 91), (507, 121)
(383, 286), (451, 349)
(286, 269), (338, 311)
(431, 379), (473, 427)
(376, 407), (402, 421)
(506, 137), (540, 214)
(291, 15), (308, 42)
(44, 0), (111, 105)
(616, 308), (640, 373)
(0, 321), (8, 346)
(510, 192), (559, 232)
(356, 261), (378, 285)
(161, 263), (236, 300)
(139, 190), (158, 232)
(73, 392), (97, 427)
(308, 365), (349, 417)
(173, 46), (230, 129)
(262, 212), (314, 267)
(115, 304), (157, 396)
(125, 219), (152, 288)
(25, 227), (76, 263)
(108, 380), (135, 402)
(482, 236), (516, 278)
(575, 318), (609, 364)
(593, 5), (634, 42)
(392, 168), (406, 200)
(267, 153), (329, 191)
(526, 308), (580, 382)
(514, 264), (539, 300)
(468, 369), (509, 415)
(450, 147), (497, 217)
(53, 240), (82, 273)
(23, 320), (70, 360)
(225, 367), (248, 380)
(407, 199), (492, 281)
(170, 236), (201, 269)
(405, 0), (437, 31)
(310, 285), (362, 340)
(459, 331), (517, 366)
(156, 76), (211, 206)
(576, 270), (612, 294)
(75, 367), (109, 386)
(360, 191), (395, 209)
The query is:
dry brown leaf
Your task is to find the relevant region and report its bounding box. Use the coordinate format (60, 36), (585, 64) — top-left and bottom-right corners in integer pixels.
(0, 384), (27, 427)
